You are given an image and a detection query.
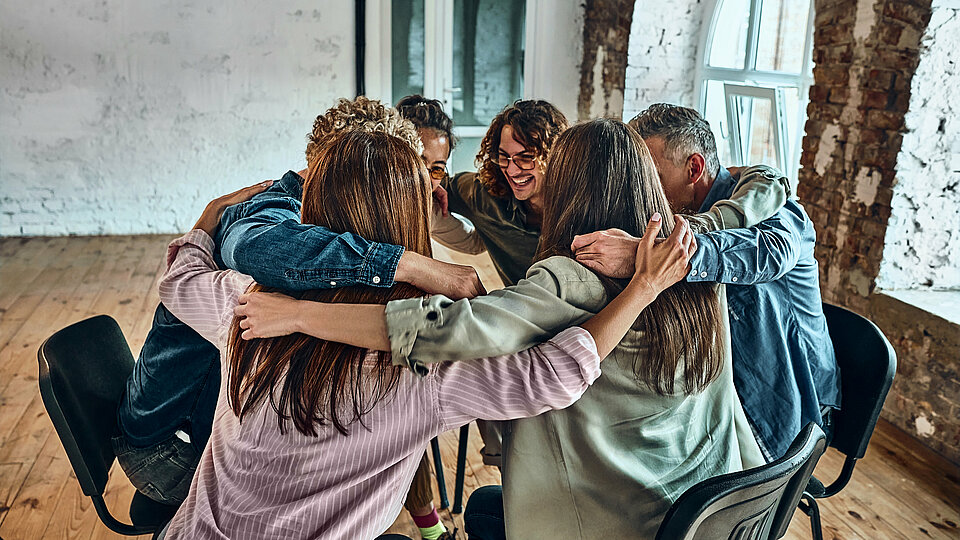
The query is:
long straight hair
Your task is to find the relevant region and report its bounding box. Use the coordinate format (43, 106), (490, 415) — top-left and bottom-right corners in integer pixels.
(226, 130), (433, 436)
(536, 119), (724, 395)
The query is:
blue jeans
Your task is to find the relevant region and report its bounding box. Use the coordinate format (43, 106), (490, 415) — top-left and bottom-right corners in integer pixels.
(464, 485), (506, 540)
(111, 433), (199, 506)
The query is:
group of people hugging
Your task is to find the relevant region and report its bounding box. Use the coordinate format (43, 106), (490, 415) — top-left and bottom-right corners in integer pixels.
(113, 95), (841, 539)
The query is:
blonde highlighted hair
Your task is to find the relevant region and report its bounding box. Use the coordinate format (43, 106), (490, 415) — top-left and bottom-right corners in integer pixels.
(305, 96), (423, 164)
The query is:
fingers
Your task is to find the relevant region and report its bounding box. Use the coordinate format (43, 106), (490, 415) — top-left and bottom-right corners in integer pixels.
(640, 213), (663, 245)
(666, 215), (688, 248)
(678, 217), (693, 253)
(235, 180), (273, 200)
(570, 232), (600, 251)
(433, 185), (449, 217)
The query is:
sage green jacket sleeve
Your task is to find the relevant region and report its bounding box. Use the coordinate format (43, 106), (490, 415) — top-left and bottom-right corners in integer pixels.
(384, 256), (606, 372)
(430, 207), (487, 255)
(685, 165), (791, 232)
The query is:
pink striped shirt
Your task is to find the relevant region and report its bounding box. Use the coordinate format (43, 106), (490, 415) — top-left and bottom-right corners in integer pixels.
(158, 230), (601, 540)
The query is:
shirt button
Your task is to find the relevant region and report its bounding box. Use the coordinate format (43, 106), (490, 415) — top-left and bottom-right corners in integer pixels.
(329, 281), (337, 286)
(700, 271), (707, 278)
(372, 276), (381, 284)
(731, 276), (738, 282)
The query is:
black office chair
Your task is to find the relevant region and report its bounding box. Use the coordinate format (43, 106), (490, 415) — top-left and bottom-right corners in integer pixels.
(655, 423), (827, 540)
(429, 424), (470, 513)
(38, 315), (178, 538)
(797, 303), (897, 540)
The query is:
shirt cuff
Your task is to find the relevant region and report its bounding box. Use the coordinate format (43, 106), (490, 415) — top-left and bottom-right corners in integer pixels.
(384, 296), (448, 375)
(686, 233), (721, 282)
(166, 229), (216, 266)
(358, 242), (405, 288)
(551, 327), (602, 386)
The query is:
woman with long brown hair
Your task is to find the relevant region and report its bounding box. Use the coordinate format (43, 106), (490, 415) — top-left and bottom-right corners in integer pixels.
(236, 118), (763, 538)
(155, 127), (694, 539)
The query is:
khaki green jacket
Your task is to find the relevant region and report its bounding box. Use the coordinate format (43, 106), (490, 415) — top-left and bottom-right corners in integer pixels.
(386, 256), (764, 538)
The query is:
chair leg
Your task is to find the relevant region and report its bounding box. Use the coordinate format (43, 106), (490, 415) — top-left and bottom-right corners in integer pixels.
(800, 493), (823, 540)
(430, 437), (449, 509)
(452, 424), (470, 514)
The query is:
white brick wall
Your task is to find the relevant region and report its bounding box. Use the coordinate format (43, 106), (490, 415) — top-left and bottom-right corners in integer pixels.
(623, 0), (707, 120)
(878, 1), (960, 290)
(0, 0), (356, 236)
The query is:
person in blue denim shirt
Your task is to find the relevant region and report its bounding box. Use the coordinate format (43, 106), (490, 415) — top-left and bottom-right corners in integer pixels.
(574, 104), (840, 461)
(114, 97), (484, 507)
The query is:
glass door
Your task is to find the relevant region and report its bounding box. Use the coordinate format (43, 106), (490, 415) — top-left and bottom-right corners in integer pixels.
(369, 0), (528, 174)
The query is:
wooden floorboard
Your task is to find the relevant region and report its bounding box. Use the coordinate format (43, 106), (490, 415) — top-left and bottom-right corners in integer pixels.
(0, 235), (957, 540)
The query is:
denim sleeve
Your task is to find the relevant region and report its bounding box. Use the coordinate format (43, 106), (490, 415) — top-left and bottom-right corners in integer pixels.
(686, 201), (806, 285)
(217, 196), (404, 291)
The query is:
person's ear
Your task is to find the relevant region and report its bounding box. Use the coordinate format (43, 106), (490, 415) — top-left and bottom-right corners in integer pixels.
(686, 153), (706, 185)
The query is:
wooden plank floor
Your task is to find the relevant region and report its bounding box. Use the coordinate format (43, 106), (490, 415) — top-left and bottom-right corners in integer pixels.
(0, 235), (957, 540)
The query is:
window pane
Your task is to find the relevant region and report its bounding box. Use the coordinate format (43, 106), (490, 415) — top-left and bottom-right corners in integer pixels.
(708, 0), (750, 69)
(450, 136), (483, 175)
(730, 94), (780, 167)
(392, 0), (425, 100)
(452, 0), (525, 127)
(755, 0), (809, 73)
(703, 80), (735, 166)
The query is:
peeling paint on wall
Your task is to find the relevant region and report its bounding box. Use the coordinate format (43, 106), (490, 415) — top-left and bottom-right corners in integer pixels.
(814, 123), (840, 176)
(589, 45), (608, 119)
(878, 1), (960, 290)
(916, 413), (936, 437)
(623, 0), (704, 117)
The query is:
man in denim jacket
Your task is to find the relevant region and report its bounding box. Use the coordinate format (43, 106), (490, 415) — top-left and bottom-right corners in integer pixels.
(114, 97), (483, 506)
(573, 104), (840, 461)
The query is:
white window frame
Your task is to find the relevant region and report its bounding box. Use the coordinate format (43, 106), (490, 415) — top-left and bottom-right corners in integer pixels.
(694, 0), (815, 180)
(724, 83), (790, 170)
(364, 0), (551, 141)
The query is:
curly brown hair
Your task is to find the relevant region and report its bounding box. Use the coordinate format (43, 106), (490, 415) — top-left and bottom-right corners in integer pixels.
(476, 100), (569, 198)
(396, 94), (457, 150)
(305, 96), (423, 164)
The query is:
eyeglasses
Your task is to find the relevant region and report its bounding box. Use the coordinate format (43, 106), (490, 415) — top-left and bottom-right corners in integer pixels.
(428, 165), (448, 181)
(497, 153), (538, 170)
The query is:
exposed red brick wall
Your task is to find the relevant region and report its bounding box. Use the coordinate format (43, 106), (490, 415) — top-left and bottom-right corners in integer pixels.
(578, 0), (636, 120)
(799, 0), (960, 464)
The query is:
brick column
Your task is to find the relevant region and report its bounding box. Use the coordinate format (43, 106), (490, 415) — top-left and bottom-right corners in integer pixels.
(578, 0), (636, 120)
(799, 0), (960, 465)
(799, 0), (932, 312)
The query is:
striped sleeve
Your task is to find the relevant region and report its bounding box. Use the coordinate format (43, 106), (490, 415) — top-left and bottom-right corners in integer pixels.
(434, 327), (601, 430)
(158, 229), (255, 345)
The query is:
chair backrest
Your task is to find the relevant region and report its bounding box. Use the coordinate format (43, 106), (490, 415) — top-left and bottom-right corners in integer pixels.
(38, 315), (136, 497)
(655, 423), (827, 540)
(822, 303), (897, 459)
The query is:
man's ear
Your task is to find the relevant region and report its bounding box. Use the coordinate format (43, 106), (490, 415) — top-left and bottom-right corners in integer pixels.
(686, 153), (706, 185)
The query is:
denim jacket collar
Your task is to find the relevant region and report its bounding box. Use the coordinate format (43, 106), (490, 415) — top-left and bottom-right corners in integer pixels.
(698, 167), (737, 213)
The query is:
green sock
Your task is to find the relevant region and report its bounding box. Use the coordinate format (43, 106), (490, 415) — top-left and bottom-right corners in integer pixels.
(420, 521), (447, 540)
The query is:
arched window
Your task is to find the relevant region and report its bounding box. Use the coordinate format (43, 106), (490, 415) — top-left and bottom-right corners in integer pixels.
(695, 0), (814, 182)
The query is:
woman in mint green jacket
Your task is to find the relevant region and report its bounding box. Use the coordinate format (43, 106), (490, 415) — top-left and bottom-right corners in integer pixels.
(236, 119), (763, 539)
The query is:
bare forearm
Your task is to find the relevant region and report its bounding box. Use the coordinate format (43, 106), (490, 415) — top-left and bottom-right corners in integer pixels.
(579, 278), (658, 359)
(295, 302), (390, 351)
